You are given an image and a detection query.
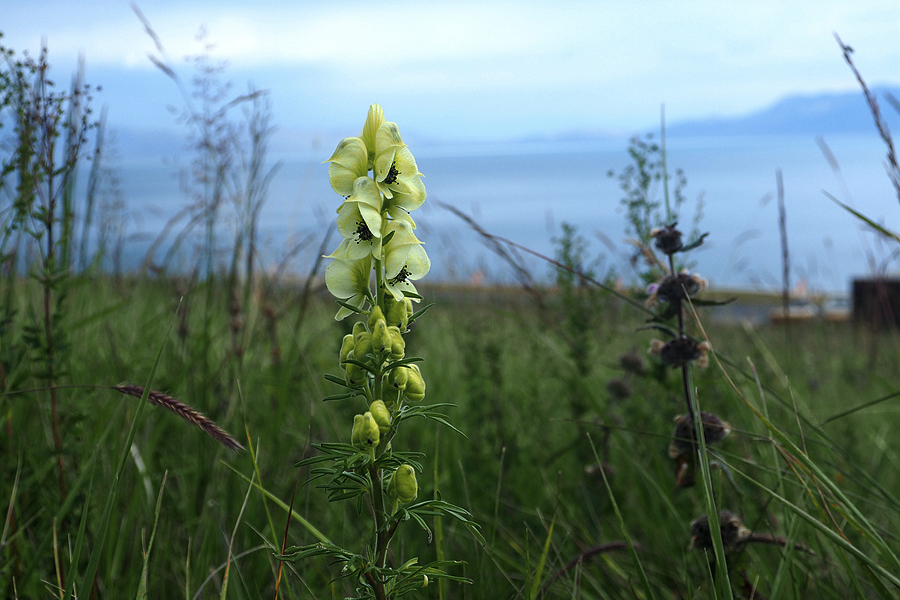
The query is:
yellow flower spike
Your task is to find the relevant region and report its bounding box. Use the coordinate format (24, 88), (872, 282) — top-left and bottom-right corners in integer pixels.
(325, 256), (373, 320)
(369, 400), (392, 435)
(326, 137), (368, 197)
(404, 363), (425, 402)
(387, 464), (418, 504)
(351, 412), (380, 451)
(359, 104), (385, 169)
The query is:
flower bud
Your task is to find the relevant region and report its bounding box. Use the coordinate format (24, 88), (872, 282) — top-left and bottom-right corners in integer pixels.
(388, 464), (418, 504)
(344, 353), (366, 385)
(369, 400), (392, 434)
(354, 332), (373, 362)
(384, 295), (409, 331)
(351, 412), (380, 451)
(372, 319), (391, 353)
(404, 363), (425, 402)
(352, 321), (367, 341)
(389, 365), (409, 391)
(388, 326), (405, 360)
(368, 305), (386, 330)
(340, 334), (355, 364)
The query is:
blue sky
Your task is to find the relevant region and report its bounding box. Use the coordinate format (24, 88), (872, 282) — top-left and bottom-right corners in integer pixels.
(4, 0), (900, 141)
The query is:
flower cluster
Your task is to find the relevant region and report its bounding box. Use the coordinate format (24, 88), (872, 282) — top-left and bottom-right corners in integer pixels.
(324, 104), (430, 320)
(642, 222), (730, 492)
(324, 106), (429, 504)
(292, 104), (481, 598)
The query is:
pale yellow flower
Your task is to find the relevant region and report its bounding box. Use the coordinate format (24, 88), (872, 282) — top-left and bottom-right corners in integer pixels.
(374, 122), (425, 204)
(326, 137), (368, 197)
(325, 256), (373, 320)
(331, 177), (383, 259)
(384, 243), (430, 301)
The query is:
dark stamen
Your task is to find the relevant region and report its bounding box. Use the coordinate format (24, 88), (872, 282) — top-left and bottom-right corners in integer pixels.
(384, 163), (400, 185)
(389, 266), (411, 285)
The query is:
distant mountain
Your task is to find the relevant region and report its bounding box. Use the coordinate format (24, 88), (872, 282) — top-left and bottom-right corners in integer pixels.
(667, 86), (900, 137)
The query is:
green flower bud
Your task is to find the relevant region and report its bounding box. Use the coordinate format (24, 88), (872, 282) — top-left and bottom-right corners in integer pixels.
(354, 331), (373, 362)
(383, 384), (402, 407)
(404, 363), (425, 402)
(389, 365), (409, 392)
(372, 319), (390, 353)
(352, 321), (367, 341)
(388, 326), (405, 360)
(388, 464), (418, 504)
(351, 412), (380, 451)
(368, 305), (386, 330)
(340, 334), (355, 364)
(344, 352), (366, 385)
(385, 295), (409, 330)
(369, 400), (392, 434)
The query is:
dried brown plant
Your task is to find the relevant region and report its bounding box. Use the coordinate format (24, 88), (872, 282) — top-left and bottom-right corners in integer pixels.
(112, 385), (244, 452)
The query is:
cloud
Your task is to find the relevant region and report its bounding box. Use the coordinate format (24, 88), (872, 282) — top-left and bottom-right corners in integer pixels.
(4, 0), (899, 139)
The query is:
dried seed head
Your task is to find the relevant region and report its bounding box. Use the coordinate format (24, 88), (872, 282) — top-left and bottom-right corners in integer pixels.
(650, 337), (711, 368)
(689, 510), (751, 551)
(668, 411), (731, 458)
(655, 272), (708, 304)
(606, 378), (633, 400)
(651, 223), (683, 255)
(618, 350), (646, 374)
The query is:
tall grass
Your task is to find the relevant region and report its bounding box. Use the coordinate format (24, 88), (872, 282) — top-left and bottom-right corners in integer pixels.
(1, 29), (900, 600)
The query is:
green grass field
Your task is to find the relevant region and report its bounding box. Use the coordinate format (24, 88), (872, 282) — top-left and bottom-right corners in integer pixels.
(3, 275), (900, 599)
(4, 33), (900, 599)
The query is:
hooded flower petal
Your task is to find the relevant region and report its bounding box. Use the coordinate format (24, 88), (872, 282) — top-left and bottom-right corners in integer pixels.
(359, 104), (385, 170)
(374, 123), (424, 200)
(326, 137), (368, 196)
(384, 219), (422, 248)
(384, 243), (430, 301)
(325, 256), (373, 320)
(384, 174), (426, 219)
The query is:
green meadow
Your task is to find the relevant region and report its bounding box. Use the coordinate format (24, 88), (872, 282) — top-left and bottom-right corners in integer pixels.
(4, 33), (900, 600)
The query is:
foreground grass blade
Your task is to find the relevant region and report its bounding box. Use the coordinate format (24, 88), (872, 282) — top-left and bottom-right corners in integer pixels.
(135, 472), (168, 600)
(223, 463), (331, 544)
(527, 510), (555, 600)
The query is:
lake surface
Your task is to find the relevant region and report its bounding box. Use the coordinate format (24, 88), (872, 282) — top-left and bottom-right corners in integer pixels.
(111, 131), (900, 295)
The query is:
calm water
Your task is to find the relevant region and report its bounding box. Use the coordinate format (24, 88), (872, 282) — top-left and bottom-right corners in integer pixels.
(113, 132), (899, 294)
